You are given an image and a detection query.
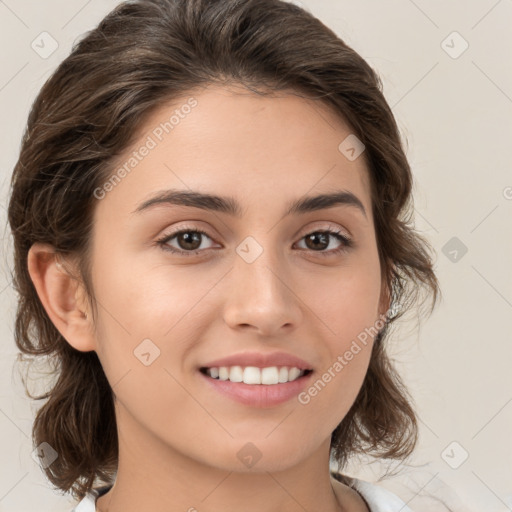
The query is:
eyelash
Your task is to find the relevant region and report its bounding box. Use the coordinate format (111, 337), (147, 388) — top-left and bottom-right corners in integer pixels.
(155, 226), (353, 258)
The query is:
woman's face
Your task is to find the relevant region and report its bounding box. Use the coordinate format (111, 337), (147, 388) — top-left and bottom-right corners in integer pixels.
(86, 84), (389, 473)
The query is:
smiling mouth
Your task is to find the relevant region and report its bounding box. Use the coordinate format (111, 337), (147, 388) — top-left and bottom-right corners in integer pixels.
(199, 366), (313, 385)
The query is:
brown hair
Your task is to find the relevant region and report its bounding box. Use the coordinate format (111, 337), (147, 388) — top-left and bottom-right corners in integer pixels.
(7, 0), (440, 501)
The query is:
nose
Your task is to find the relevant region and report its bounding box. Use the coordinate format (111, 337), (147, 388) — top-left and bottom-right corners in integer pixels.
(222, 247), (303, 337)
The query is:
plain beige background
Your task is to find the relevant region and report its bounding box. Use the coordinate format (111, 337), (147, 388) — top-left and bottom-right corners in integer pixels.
(0, 0), (511, 510)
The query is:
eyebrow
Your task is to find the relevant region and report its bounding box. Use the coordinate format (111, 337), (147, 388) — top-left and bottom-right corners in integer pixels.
(132, 188), (367, 219)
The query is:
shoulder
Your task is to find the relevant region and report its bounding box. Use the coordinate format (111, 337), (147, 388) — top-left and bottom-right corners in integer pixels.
(72, 478), (412, 512)
(70, 492), (96, 512)
(70, 485), (112, 512)
(331, 471), (414, 512)
(349, 477), (415, 512)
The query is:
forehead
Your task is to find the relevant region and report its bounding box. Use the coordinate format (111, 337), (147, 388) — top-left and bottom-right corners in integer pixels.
(96, 84), (372, 221)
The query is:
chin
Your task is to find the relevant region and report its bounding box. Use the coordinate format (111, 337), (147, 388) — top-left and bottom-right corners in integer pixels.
(205, 438), (311, 474)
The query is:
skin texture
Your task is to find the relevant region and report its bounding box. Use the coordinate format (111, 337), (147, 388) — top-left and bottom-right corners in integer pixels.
(28, 84), (391, 511)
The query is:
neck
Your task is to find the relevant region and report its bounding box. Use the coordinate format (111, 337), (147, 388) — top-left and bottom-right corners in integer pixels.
(95, 403), (349, 512)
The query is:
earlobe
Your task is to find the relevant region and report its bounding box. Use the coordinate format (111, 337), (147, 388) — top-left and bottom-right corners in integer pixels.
(27, 242), (96, 352)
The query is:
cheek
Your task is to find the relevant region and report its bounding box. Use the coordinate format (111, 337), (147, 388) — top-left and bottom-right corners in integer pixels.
(91, 262), (216, 396)
(297, 339), (372, 437)
(92, 257), (185, 340)
(302, 264), (382, 340)
(297, 266), (380, 404)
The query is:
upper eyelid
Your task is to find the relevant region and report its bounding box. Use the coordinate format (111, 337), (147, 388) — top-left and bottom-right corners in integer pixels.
(162, 221), (352, 237)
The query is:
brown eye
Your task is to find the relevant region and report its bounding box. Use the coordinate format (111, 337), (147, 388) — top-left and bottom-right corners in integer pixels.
(156, 227), (353, 258)
(156, 228), (216, 256)
(295, 229), (353, 256)
(304, 232), (330, 250)
(174, 231), (203, 251)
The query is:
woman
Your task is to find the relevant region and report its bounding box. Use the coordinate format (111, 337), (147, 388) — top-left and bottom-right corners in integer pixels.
(7, 0), (440, 510)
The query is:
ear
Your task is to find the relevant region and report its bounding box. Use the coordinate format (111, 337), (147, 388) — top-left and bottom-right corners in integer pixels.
(27, 242), (96, 352)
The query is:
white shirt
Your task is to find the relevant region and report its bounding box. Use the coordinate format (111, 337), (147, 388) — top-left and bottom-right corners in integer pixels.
(70, 476), (413, 512)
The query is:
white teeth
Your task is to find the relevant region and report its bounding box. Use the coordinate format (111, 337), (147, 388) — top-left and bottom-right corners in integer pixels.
(261, 367), (279, 385)
(243, 366), (261, 384)
(205, 366), (308, 384)
(229, 366), (243, 383)
(288, 367), (301, 381)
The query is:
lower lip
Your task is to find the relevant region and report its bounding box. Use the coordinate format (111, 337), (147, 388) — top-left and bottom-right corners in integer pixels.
(199, 370), (314, 408)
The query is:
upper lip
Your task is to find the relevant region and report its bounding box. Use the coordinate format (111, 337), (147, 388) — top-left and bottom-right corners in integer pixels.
(201, 351), (314, 370)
